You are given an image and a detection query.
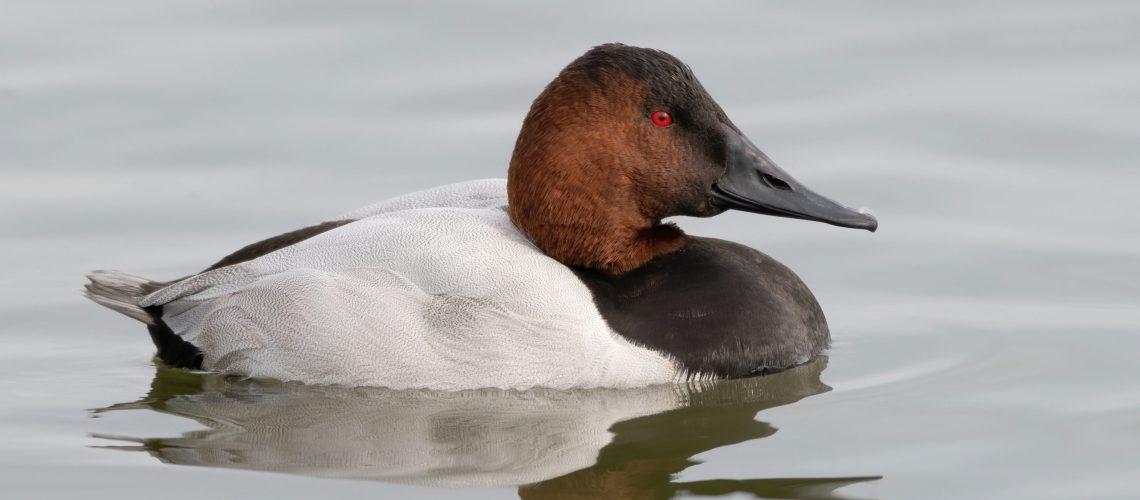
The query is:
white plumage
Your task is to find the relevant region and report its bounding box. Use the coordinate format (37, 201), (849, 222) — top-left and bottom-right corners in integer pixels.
(135, 179), (679, 390)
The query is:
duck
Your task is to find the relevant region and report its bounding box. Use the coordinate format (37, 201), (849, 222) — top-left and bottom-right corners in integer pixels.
(85, 43), (877, 390)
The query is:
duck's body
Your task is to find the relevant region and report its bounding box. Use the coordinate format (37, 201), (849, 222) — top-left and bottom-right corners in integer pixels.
(129, 180), (680, 389)
(91, 179), (825, 389)
(86, 44), (874, 389)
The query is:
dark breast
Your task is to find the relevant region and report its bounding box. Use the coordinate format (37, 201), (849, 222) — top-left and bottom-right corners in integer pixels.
(572, 237), (829, 378)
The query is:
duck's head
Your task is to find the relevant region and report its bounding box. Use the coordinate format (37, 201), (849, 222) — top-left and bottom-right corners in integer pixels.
(508, 43), (877, 275)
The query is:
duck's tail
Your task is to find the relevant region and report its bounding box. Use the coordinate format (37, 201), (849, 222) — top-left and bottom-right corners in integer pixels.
(84, 270), (160, 325)
(85, 270), (203, 369)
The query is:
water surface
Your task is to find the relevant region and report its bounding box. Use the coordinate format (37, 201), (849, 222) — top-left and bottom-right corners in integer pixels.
(2, 1), (1139, 498)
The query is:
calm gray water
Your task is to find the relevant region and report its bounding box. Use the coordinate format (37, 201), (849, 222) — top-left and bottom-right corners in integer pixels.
(3, 1), (1139, 498)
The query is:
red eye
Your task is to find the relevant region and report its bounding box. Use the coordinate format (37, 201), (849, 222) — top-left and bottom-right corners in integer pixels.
(650, 111), (673, 127)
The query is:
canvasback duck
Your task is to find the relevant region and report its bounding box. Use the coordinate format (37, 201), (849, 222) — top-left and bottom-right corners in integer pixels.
(86, 43), (877, 390)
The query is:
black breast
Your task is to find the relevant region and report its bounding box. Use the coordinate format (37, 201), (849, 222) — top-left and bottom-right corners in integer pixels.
(572, 237), (829, 378)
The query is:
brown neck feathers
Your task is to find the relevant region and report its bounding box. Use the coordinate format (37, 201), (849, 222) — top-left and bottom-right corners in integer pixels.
(507, 72), (686, 275)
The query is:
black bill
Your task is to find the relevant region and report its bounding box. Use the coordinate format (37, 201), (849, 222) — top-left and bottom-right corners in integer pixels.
(711, 124), (878, 232)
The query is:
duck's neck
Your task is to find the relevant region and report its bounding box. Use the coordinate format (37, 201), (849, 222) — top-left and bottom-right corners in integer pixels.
(512, 206), (687, 275)
(507, 138), (688, 274)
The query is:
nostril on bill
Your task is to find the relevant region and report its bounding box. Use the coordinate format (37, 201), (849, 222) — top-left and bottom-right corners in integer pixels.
(761, 173), (792, 191)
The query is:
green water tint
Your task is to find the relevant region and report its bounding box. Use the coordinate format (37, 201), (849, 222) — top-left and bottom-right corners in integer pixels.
(93, 358), (878, 499)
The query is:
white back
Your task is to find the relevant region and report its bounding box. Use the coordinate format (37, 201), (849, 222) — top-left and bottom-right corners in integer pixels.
(143, 180), (679, 390)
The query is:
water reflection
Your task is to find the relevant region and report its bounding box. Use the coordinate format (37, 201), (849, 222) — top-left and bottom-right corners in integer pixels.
(93, 357), (878, 498)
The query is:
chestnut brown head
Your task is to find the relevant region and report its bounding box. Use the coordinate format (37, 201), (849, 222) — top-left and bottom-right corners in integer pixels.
(508, 43), (876, 275)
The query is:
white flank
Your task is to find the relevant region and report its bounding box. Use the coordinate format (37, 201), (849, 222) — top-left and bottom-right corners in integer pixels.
(141, 179), (680, 390)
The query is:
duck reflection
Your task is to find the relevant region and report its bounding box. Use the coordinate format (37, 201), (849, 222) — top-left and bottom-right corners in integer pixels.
(93, 357), (878, 498)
